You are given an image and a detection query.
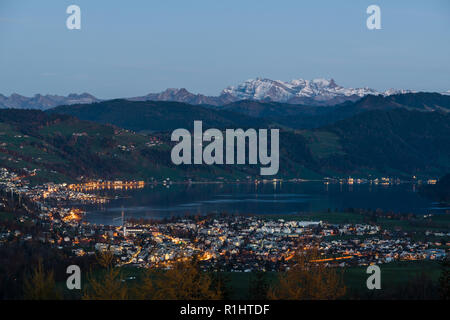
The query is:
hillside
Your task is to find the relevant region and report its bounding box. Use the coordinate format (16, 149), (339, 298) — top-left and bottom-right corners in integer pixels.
(307, 109), (450, 177)
(221, 100), (357, 129)
(49, 99), (271, 132)
(0, 109), (170, 183)
(353, 93), (450, 112)
(49, 93), (450, 132)
(1, 104), (450, 183)
(48, 98), (450, 179)
(222, 93), (450, 129)
(0, 109), (317, 182)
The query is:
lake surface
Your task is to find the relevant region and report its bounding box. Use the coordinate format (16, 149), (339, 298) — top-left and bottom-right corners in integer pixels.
(84, 181), (448, 226)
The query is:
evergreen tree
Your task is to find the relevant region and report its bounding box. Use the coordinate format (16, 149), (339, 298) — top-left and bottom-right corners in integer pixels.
(152, 257), (222, 300)
(268, 249), (346, 300)
(23, 259), (61, 300)
(83, 250), (128, 300)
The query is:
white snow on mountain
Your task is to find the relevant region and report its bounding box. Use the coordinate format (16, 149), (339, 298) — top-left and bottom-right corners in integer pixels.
(2, 78), (444, 109)
(221, 77), (410, 103)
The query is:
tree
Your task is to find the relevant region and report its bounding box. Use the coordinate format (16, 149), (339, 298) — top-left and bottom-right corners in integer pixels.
(23, 259), (61, 300)
(268, 249), (346, 300)
(210, 271), (231, 300)
(83, 250), (128, 300)
(131, 268), (157, 300)
(148, 257), (222, 300)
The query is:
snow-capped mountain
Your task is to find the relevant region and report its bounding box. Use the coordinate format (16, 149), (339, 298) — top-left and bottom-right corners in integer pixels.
(221, 78), (411, 104)
(2, 77), (442, 110)
(129, 78), (412, 106)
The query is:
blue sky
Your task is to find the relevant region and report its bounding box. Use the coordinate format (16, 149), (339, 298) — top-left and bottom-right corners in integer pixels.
(1, 0), (449, 98)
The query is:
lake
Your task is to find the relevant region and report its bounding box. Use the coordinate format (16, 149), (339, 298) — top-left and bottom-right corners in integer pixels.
(83, 181), (448, 226)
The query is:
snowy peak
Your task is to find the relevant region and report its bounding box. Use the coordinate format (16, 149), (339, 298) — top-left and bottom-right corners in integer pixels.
(1, 78), (443, 110)
(221, 77), (397, 103)
(222, 78), (292, 102)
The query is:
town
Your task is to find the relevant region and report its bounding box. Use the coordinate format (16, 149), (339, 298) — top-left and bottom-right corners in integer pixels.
(0, 167), (447, 272)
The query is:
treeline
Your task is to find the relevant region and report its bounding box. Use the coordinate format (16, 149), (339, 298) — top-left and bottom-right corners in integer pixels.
(21, 249), (348, 300)
(15, 249), (450, 300)
(0, 240), (96, 300)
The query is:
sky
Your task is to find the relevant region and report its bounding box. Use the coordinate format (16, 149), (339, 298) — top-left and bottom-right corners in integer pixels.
(0, 0), (449, 99)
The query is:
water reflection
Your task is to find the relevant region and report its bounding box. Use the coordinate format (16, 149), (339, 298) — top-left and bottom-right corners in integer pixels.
(84, 182), (443, 225)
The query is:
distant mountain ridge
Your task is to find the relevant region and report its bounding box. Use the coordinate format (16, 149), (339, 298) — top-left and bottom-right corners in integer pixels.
(3, 77), (447, 110)
(127, 77), (417, 106)
(221, 78), (411, 104)
(0, 93), (99, 110)
(128, 88), (237, 106)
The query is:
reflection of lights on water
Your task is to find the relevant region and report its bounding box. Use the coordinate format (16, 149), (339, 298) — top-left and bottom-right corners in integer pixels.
(68, 180), (145, 191)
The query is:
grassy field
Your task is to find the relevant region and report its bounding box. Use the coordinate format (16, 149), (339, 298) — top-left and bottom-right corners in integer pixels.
(299, 130), (346, 159)
(83, 260), (444, 300)
(342, 260), (442, 298)
(223, 260), (443, 299)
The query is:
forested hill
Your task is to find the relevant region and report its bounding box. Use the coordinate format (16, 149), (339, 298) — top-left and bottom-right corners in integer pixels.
(49, 99), (271, 132)
(1, 106), (449, 183)
(0, 109), (311, 183)
(49, 93), (450, 132)
(0, 109), (184, 183)
(316, 109), (450, 177)
(220, 93), (450, 129)
(48, 96), (450, 179)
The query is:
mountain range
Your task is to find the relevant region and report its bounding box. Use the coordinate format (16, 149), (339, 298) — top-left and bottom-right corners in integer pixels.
(47, 92), (450, 178)
(0, 93), (99, 110)
(0, 92), (449, 182)
(49, 92), (450, 132)
(221, 78), (413, 104)
(3, 77), (446, 110)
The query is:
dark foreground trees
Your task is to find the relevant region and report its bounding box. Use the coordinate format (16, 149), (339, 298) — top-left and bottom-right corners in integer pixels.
(83, 251), (128, 300)
(83, 252), (222, 300)
(23, 259), (62, 300)
(268, 249), (346, 300)
(133, 257), (222, 300)
(13, 248), (448, 300)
